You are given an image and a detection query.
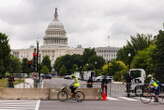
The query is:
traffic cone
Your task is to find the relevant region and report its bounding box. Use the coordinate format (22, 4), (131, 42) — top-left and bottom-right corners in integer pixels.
(101, 88), (107, 101)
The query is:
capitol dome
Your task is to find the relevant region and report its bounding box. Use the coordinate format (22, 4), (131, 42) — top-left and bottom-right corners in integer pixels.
(48, 20), (64, 30)
(43, 8), (68, 48)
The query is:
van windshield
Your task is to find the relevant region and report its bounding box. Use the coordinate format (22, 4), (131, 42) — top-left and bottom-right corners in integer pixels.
(130, 70), (141, 79)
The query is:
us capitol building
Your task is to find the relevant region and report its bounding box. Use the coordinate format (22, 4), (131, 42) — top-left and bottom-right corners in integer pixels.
(12, 8), (119, 63)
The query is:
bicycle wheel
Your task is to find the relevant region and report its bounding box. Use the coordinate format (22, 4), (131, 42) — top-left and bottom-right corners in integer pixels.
(140, 88), (153, 104)
(75, 91), (85, 102)
(158, 96), (164, 104)
(57, 91), (68, 102)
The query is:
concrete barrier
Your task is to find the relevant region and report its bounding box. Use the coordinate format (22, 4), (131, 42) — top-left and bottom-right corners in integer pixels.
(0, 88), (99, 100)
(0, 88), (49, 100)
(49, 88), (99, 100)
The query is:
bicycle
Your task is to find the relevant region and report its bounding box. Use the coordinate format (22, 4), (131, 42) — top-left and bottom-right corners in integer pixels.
(57, 85), (85, 102)
(140, 86), (164, 104)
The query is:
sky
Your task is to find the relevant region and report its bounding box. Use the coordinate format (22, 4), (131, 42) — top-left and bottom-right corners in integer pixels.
(0, 0), (164, 49)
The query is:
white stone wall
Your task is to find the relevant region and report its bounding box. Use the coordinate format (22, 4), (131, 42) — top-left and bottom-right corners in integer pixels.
(95, 46), (120, 62)
(11, 47), (84, 64)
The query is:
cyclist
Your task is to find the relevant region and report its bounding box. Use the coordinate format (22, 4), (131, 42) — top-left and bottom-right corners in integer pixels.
(70, 74), (80, 97)
(147, 74), (160, 102)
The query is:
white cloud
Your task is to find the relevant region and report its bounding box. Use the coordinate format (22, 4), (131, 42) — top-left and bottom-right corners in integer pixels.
(0, 0), (163, 49)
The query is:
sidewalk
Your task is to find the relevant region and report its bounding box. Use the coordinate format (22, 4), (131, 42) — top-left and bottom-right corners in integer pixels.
(15, 78), (34, 88)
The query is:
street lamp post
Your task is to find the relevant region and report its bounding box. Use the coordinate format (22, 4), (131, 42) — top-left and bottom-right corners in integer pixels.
(127, 52), (131, 97)
(128, 53), (131, 69)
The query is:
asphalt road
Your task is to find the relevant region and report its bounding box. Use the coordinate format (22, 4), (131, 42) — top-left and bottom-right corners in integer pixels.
(39, 100), (164, 110)
(1, 98), (164, 110)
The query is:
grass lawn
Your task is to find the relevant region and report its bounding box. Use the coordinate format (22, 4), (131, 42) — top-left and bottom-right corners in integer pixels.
(0, 78), (24, 88)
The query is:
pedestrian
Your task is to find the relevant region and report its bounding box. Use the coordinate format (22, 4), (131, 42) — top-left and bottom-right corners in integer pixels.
(8, 74), (15, 88)
(125, 73), (132, 97)
(87, 76), (93, 88)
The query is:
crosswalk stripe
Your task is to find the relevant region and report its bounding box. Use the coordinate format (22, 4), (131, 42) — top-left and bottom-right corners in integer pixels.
(107, 97), (140, 102)
(0, 100), (38, 110)
(35, 100), (40, 110)
(107, 97), (119, 101)
(119, 97), (138, 101)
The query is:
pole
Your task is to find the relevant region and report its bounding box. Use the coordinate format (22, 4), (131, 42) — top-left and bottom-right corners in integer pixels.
(36, 41), (40, 81)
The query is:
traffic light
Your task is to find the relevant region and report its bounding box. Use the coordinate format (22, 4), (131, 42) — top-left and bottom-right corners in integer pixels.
(32, 48), (38, 72)
(28, 61), (33, 70)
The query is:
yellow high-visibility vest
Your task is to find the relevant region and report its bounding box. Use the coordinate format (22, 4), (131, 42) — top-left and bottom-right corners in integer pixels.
(152, 81), (158, 87)
(73, 78), (80, 87)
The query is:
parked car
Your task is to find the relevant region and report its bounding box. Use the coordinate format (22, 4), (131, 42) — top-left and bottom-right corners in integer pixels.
(64, 75), (71, 79)
(51, 73), (57, 77)
(95, 75), (113, 82)
(41, 74), (52, 79)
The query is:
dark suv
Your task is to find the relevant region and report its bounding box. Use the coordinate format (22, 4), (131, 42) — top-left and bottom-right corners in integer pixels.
(42, 74), (52, 79)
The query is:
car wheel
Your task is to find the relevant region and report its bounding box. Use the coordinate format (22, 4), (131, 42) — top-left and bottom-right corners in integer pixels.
(135, 86), (143, 96)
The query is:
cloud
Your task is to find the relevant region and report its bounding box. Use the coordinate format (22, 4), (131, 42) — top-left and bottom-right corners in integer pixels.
(0, 0), (163, 49)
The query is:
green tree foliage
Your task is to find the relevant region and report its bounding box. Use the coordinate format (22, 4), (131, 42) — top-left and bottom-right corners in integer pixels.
(54, 54), (83, 75)
(54, 48), (105, 75)
(131, 45), (156, 76)
(83, 48), (96, 64)
(21, 58), (32, 73)
(102, 60), (128, 81)
(0, 33), (11, 76)
(72, 64), (78, 72)
(41, 56), (51, 72)
(83, 48), (105, 71)
(40, 65), (49, 74)
(7, 55), (21, 73)
(152, 30), (164, 82)
(59, 65), (67, 76)
(88, 55), (105, 70)
(117, 33), (153, 65)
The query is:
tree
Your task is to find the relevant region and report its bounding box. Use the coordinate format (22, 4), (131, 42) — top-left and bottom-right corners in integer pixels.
(22, 58), (32, 73)
(0, 60), (5, 77)
(102, 60), (128, 81)
(40, 65), (49, 74)
(127, 33), (152, 55)
(54, 54), (83, 74)
(117, 33), (153, 66)
(83, 48), (96, 64)
(53, 48), (105, 75)
(72, 64), (78, 73)
(88, 55), (105, 70)
(0, 33), (11, 77)
(152, 30), (164, 82)
(131, 45), (156, 76)
(59, 65), (67, 76)
(41, 56), (52, 72)
(7, 55), (21, 73)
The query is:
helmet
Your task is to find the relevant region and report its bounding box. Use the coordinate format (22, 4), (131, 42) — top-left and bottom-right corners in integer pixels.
(71, 74), (76, 79)
(147, 74), (153, 79)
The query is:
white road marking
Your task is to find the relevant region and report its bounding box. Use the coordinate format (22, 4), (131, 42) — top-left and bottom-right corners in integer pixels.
(136, 97), (153, 102)
(119, 97), (138, 101)
(0, 100), (38, 110)
(107, 97), (119, 101)
(35, 100), (41, 110)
